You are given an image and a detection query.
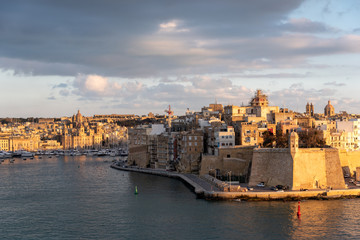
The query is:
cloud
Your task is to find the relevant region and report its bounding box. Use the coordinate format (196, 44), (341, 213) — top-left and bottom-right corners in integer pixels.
(158, 20), (189, 33)
(239, 72), (310, 78)
(59, 89), (70, 96)
(84, 75), (108, 92)
(0, 0), (311, 77)
(324, 81), (346, 87)
(269, 82), (339, 112)
(56, 74), (253, 113)
(279, 18), (337, 33)
(2, 0), (360, 79)
(53, 83), (67, 89)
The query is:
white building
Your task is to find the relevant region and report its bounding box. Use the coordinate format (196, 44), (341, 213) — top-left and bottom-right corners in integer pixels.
(215, 126), (235, 150)
(336, 119), (360, 150)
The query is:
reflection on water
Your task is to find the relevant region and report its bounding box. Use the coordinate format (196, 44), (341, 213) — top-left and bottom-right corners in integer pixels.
(1, 156), (360, 239)
(288, 200), (360, 239)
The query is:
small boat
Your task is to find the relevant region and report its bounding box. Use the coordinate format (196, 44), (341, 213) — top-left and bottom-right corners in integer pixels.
(21, 151), (34, 158)
(97, 150), (107, 156)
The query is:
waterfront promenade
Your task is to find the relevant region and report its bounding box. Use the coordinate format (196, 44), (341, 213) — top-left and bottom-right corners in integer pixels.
(110, 164), (360, 201)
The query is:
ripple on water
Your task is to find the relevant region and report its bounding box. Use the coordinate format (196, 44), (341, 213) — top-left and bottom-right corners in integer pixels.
(1, 156), (360, 239)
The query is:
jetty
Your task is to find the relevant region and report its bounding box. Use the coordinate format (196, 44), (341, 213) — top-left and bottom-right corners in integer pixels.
(110, 164), (360, 201)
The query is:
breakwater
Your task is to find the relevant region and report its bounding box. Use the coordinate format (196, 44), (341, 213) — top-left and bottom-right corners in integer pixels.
(111, 164), (360, 201)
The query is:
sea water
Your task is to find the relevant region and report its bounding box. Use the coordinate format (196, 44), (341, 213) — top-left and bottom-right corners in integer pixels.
(1, 156), (360, 239)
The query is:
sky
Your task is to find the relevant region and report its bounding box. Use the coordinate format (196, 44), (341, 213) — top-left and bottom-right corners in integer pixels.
(1, 0), (360, 117)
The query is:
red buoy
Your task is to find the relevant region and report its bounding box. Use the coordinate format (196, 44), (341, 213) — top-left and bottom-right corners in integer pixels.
(297, 201), (301, 218)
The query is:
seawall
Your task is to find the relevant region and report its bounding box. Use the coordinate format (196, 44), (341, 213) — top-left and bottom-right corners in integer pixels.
(110, 164), (360, 201)
(110, 164), (206, 195)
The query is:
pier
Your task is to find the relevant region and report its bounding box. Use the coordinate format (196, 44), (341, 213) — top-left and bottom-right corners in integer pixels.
(110, 164), (360, 201)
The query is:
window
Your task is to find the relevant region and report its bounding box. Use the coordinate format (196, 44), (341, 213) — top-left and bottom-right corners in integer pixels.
(227, 154), (231, 158)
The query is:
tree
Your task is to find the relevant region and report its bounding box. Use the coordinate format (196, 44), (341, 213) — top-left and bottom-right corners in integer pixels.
(298, 129), (326, 148)
(262, 130), (276, 147)
(275, 129), (289, 148)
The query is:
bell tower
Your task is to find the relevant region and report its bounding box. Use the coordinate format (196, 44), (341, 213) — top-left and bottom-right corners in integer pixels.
(289, 131), (299, 158)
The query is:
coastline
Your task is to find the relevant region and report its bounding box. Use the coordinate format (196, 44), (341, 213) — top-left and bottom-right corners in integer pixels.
(110, 164), (360, 201)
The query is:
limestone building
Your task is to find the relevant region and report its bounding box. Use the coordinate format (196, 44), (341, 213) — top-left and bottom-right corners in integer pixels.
(249, 132), (346, 190)
(176, 130), (204, 173)
(324, 100), (335, 117)
(223, 90), (279, 124)
(250, 90), (269, 107)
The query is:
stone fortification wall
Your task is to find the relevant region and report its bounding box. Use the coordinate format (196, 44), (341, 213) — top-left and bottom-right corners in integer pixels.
(250, 147), (345, 190)
(199, 146), (254, 176)
(128, 145), (149, 168)
(325, 149), (346, 189)
(292, 149), (327, 190)
(249, 148), (293, 188)
(339, 150), (360, 176)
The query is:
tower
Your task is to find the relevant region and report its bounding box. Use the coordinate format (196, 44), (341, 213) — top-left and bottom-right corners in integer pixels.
(250, 89), (269, 107)
(306, 103), (310, 115)
(289, 131), (299, 158)
(306, 103), (314, 117)
(164, 105), (173, 132)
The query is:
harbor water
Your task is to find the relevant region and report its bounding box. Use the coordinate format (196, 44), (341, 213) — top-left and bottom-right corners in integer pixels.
(1, 155), (360, 239)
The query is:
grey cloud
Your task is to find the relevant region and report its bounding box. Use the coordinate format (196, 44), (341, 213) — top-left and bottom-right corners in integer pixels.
(240, 72), (310, 78)
(2, 0), (359, 79)
(59, 89), (70, 96)
(324, 81), (346, 87)
(53, 83), (68, 89)
(279, 18), (337, 33)
(0, 0), (305, 77)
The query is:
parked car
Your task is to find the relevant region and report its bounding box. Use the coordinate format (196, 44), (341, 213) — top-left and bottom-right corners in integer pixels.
(300, 188), (308, 191)
(276, 185), (285, 190)
(247, 186), (254, 191)
(270, 186), (278, 191)
(257, 182), (265, 187)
